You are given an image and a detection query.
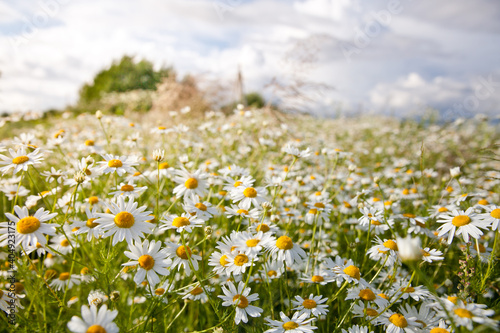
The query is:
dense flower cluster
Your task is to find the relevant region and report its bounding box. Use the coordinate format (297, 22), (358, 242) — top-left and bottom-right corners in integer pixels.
(0, 108), (499, 332)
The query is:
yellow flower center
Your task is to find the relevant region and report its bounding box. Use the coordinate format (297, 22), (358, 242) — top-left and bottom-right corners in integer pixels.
(17, 217), (41, 234)
(234, 181), (243, 187)
(283, 322), (299, 330)
(343, 265), (360, 280)
(232, 294), (249, 308)
(422, 250), (431, 257)
(490, 209), (500, 219)
(159, 162), (170, 169)
(176, 245), (192, 260)
(190, 287), (204, 295)
(59, 272), (70, 281)
(268, 270), (277, 277)
(219, 255), (229, 266)
(454, 308), (473, 318)
(234, 254), (249, 266)
(311, 275), (324, 283)
(84, 140), (95, 146)
(107, 159), (123, 168)
(389, 313), (408, 328)
(114, 212), (135, 228)
(121, 184), (134, 192)
(138, 254), (155, 270)
(243, 187), (257, 198)
(256, 223), (270, 232)
(302, 299), (317, 309)
(371, 220), (381, 225)
(86, 325), (107, 333)
(438, 207), (448, 212)
(403, 213), (416, 218)
(81, 267), (89, 275)
(185, 178), (198, 189)
(194, 203), (207, 211)
(276, 236), (294, 250)
(89, 196), (99, 204)
(402, 189), (410, 195)
(452, 215), (471, 227)
(477, 199), (489, 205)
(155, 288), (165, 295)
(383, 240), (398, 251)
(45, 269), (57, 280)
(13, 156), (30, 164)
(366, 308), (378, 316)
(308, 209), (318, 215)
(430, 329), (449, 333)
(236, 209), (249, 215)
(378, 293), (388, 299)
(158, 126), (166, 130)
(358, 289), (376, 301)
(86, 218), (99, 228)
(246, 239), (260, 247)
(314, 202), (325, 209)
(172, 217), (190, 228)
(401, 287), (415, 293)
(60, 239), (70, 247)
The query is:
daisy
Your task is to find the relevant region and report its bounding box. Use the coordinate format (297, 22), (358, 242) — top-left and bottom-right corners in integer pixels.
(282, 143), (311, 159)
(225, 204), (261, 220)
(299, 271), (331, 286)
(1, 184), (30, 201)
(67, 305), (118, 333)
(420, 247), (444, 263)
(351, 301), (385, 320)
(172, 166), (208, 198)
(71, 206), (102, 241)
(41, 167), (66, 184)
(400, 303), (439, 331)
(437, 208), (490, 244)
(122, 240), (172, 287)
(0, 148), (44, 174)
(1, 206), (57, 249)
(0, 289), (23, 314)
(183, 195), (218, 221)
(325, 256), (369, 287)
(182, 284), (214, 303)
(159, 213), (204, 234)
(224, 252), (255, 276)
(292, 294), (329, 317)
(164, 242), (201, 275)
(50, 272), (81, 291)
(233, 231), (275, 256)
(341, 325), (373, 333)
(379, 309), (420, 333)
(391, 281), (430, 301)
(208, 250), (232, 276)
(97, 154), (138, 176)
(230, 185), (267, 210)
(345, 285), (388, 308)
(439, 299), (496, 331)
(108, 181), (147, 199)
(478, 204), (500, 231)
(218, 281), (263, 324)
(358, 206), (384, 226)
(87, 290), (108, 307)
(264, 311), (317, 333)
(266, 235), (307, 267)
(94, 197), (154, 246)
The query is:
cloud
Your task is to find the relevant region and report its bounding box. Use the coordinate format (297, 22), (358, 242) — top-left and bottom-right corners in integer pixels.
(0, 0), (499, 116)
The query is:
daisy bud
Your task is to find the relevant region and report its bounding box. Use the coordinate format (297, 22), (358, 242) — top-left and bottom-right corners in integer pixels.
(373, 176), (380, 183)
(204, 226), (213, 236)
(357, 203), (364, 209)
(348, 164), (356, 172)
(74, 171), (86, 184)
(396, 236), (422, 263)
(450, 167), (461, 178)
(110, 291), (120, 302)
(153, 149), (165, 162)
(262, 202), (272, 210)
(95, 110), (103, 119)
(84, 155), (94, 166)
(389, 194), (398, 202)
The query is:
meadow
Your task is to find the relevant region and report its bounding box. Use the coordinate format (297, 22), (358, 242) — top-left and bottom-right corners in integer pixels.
(0, 108), (499, 333)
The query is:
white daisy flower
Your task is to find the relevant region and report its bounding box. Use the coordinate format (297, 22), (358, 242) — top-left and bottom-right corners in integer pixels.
(1, 184), (30, 200)
(67, 305), (118, 333)
(282, 144), (311, 159)
(233, 231), (276, 256)
(292, 294), (329, 317)
(183, 195), (218, 221)
(224, 252), (255, 276)
(0, 148), (44, 174)
(264, 311), (317, 333)
(1, 206), (57, 249)
(159, 213), (204, 234)
(108, 181), (147, 199)
(379, 309), (420, 333)
(439, 299), (496, 331)
(437, 208), (490, 244)
(208, 250), (232, 276)
(122, 240), (172, 287)
(71, 206), (102, 241)
(218, 281), (263, 324)
(478, 204), (500, 231)
(230, 185), (267, 210)
(97, 154), (138, 176)
(172, 166), (208, 198)
(94, 197), (154, 246)
(345, 285), (388, 308)
(266, 235), (307, 267)
(0, 289), (24, 314)
(421, 247), (444, 263)
(87, 290), (108, 307)
(164, 242), (201, 275)
(341, 325), (373, 333)
(224, 204), (261, 220)
(50, 272), (81, 291)
(181, 284), (214, 303)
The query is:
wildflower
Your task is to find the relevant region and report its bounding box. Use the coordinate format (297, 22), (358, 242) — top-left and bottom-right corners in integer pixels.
(94, 197), (154, 246)
(439, 299), (496, 331)
(233, 231), (275, 256)
(230, 184), (267, 210)
(282, 143), (311, 159)
(1, 206), (57, 249)
(379, 309), (420, 333)
(182, 284), (214, 303)
(108, 181), (147, 199)
(292, 294), (329, 317)
(97, 154), (138, 176)
(437, 208), (490, 244)
(159, 213), (204, 234)
(88, 290), (108, 307)
(50, 272), (81, 291)
(173, 166), (209, 198)
(67, 305), (118, 333)
(218, 281), (263, 324)
(164, 242), (201, 275)
(123, 240), (172, 287)
(264, 311), (317, 333)
(267, 235), (307, 267)
(478, 204), (500, 231)
(0, 148), (44, 174)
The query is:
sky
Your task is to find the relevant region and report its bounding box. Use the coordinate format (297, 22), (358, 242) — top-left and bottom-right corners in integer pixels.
(1, 0), (500, 117)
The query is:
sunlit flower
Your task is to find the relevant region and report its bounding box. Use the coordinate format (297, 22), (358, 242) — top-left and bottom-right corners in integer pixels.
(218, 281), (263, 324)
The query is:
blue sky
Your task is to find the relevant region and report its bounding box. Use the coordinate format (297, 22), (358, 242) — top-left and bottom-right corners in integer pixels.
(1, 0), (500, 117)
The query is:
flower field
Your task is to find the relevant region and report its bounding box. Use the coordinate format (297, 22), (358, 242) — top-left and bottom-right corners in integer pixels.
(1, 108), (499, 332)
